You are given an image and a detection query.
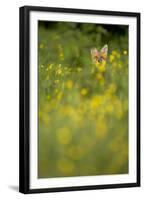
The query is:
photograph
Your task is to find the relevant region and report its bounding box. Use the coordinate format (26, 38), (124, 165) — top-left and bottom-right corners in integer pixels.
(38, 21), (129, 178)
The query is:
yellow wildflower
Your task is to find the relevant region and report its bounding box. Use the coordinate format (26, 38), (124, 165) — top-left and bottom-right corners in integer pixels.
(54, 89), (59, 94)
(57, 159), (75, 175)
(112, 50), (120, 58)
(56, 68), (62, 75)
(106, 83), (117, 94)
(109, 54), (115, 63)
(113, 98), (124, 119)
(56, 92), (63, 100)
(47, 64), (53, 70)
(105, 103), (114, 113)
(56, 127), (72, 145)
(100, 78), (105, 86)
(39, 43), (44, 49)
(41, 113), (49, 125)
(59, 52), (64, 60)
(67, 145), (84, 160)
(77, 67), (82, 72)
(95, 117), (107, 139)
(98, 65), (106, 73)
(66, 80), (73, 89)
(40, 64), (44, 68)
(90, 96), (101, 110)
(55, 79), (60, 84)
(96, 73), (103, 80)
(80, 88), (88, 96)
(46, 95), (51, 100)
(96, 60), (106, 73)
(112, 50), (117, 55)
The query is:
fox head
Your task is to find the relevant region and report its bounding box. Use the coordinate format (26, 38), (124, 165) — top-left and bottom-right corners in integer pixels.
(91, 45), (108, 64)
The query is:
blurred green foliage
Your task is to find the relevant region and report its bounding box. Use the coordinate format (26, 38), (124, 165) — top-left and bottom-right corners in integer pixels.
(38, 21), (128, 178)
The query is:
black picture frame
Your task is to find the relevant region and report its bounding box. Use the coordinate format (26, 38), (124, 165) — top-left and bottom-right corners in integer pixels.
(19, 6), (140, 194)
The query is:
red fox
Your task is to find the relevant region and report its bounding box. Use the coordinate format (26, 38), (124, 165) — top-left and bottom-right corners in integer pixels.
(91, 45), (108, 64)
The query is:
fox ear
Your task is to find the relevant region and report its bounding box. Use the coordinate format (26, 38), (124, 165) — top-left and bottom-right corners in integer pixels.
(91, 48), (99, 62)
(91, 48), (99, 58)
(101, 45), (108, 55)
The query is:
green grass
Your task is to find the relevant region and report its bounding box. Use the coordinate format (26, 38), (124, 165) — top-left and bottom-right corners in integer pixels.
(38, 22), (128, 178)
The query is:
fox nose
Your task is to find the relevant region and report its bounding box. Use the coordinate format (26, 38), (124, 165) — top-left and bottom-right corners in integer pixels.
(98, 58), (102, 63)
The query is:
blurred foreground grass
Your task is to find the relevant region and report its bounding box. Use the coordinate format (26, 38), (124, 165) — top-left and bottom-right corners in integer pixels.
(38, 22), (128, 178)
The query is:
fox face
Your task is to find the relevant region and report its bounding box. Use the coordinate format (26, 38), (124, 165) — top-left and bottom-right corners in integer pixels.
(91, 45), (108, 64)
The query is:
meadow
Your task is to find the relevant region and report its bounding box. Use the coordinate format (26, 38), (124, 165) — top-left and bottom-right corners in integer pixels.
(38, 22), (129, 178)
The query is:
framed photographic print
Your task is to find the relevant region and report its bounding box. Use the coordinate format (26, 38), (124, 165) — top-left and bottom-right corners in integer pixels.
(19, 6), (140, 194)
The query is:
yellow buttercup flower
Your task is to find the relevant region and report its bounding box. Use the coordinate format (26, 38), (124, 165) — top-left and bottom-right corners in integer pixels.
(55, 79), (60, 84)
(80, 88), (88, 96)
(96, 73), (103, 81)
(112, 50), (120, 58)
(56, 127), (72, 145)
(67, 145), (84, 160)
(39, 43), (44, 49)
(66, 80), (73, 89)
(40, 64), (44, 68)
(95, 117), (107, 139)
(105, 103), (114, 113)
(96, 60), (106, 73)
(57, 158), (75, 175)
(47, 63), (53, 70)
(112, 50), (117, 55)
(56, 68), (62, 75)
(90, 95), (101, 110)
(106, 83), (117, 94)
(98, 65), (106, 73)
(56, 92), (63, 100)
(113, 98), (124, 119)
(109, 54), (115, 63)
(41, 113), (49, 125)
(123, 50), (127, 55)
(46, 95), (51, 100)
(59, 52), (64, 60)
(77, 67), (82, 72)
